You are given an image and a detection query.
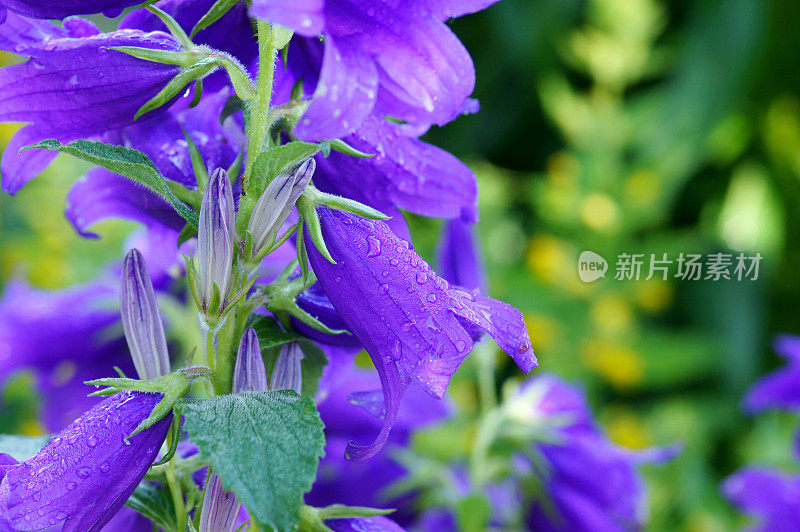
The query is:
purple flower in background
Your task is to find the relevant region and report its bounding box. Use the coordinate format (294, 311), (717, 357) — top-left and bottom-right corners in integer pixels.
(723, 468), (800, 532)
(0, 390), (171, 531)
(0, 279), (134, 430)
(518, 374), (670, 532)
(252, 0), (497, 139)
(0, 13), (183, 193)
(326, 516), (406, 531)
(305, 207), (535, 460)
(311, 116), (478, 223)
(437, 219), (486, 292)
(0, 0), (140, 19)
(744, 335), (800, 413)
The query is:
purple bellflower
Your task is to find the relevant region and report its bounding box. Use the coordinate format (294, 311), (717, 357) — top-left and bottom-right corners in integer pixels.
(252, 0), (498, 139)
(0, 390), (171, 531)
(437, 219), (487, 293)
(326, 516), (406, 531)
(196, 168), (236, 313)
(121, 248), (171, 380)
(0, 13), (183, 193)
(0, 0), (141, 19)
(305, 207), (535, 460)
(722, 335), (800, 531)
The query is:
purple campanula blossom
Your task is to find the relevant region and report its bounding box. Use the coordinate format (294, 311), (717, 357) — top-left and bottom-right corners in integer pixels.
(744, 335), (800, 413)
(305, 207), (535, 460)
(248, 159), (315, 260)
(436, 219), (486, 293)
(326, 516), (406, 531)
(0, 390), (171, 531)
(0, 279), (134, 430)
(270, 342), (304, 394)
(0, 0), (141, 19)
(723, 467), (800, 532)
(121, 248), (171, 380)
(251, 0), (498, 139)
(0, 13), (184, 194)
(311, 116), (478, 223)
(196, 168), (236, 312)
(65, 89), (242, 237)
(293, 280), (360, 348)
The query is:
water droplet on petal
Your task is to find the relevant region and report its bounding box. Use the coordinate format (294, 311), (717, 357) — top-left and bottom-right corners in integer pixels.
(97, 46), (108, 55)
(400, 321), (413, 332)
(66, 482), (77, 491)
(87, 437), (98, 447)
(99, 462), (110, 472)
(75, 466), (91, 479)
(416, 272), (428, 284)
(366, 236), (381, 257)
(427, 293), (437, 303)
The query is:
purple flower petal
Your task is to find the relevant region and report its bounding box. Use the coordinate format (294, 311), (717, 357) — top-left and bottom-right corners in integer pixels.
(744, 365), (800, 414)
(326, 516), (406, 532)
(305, 208), (534, 458)
(723, 467), (800, 531)
(0, 390), (171, 531)
(0, 0), (141, 19)
(294, 35), (378, 141)
(0, 10), (65, 52)
(313, 116), (478, 222)
(774, 334), (800, 362)
(437, 219), (486, 292)
(249, 0), (325, 37)
(0, 124), (58, 194)
(407, 0), (500, 20)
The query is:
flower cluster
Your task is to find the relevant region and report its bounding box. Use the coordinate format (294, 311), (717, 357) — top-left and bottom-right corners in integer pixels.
(0, 0), (676, 530)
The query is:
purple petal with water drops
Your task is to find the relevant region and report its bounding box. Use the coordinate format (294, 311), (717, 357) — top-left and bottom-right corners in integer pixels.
(293, 281), (360, 348)
(313, 116), (478, 222)
(437, 219), (486, 293)
(0, 9), (65, 52)
(294, 35), (378, 141)
(406, 0), (501, 20)
(250, 0), (325, 37)
(0, 390), (171, 531)
(0, 0), (141, 19)
(0, 124), (58, 195)
(305, 208), (534, 458)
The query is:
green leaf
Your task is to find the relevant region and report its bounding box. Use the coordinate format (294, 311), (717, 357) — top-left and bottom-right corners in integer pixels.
(456, 494), (491, 532)
(126, 482), (177, 532)
(23, 139), (199, 229)
(249, 141), (320, 198)
(190, 0), (239, 38)
(313, 504), (394, 520)
(247, 314), (302, 350)
(0, 434), (49, 461)
(182, 391), (325, 531)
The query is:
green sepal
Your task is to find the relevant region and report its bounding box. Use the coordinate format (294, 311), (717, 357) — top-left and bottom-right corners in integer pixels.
(307, 186), (390, 221)
(146, 5), (193, 49)
(177, 224), (198, 247)
(297, 195), (335, 264)
(313, 504), (394, 520)
(151, 410), (182, 467)
(189, 0), (239, 38)
(189, 78), (203, 108)
(320, 138), (375, 159)
(85, 366), (213, 442)
(108, 45), (192, 66)
(134, 58), (219, 120)
(183, 127), (209, 191)
(226, 147), (245, 182)
(271, 24), (294, 50)
(296, 221), (310, 284)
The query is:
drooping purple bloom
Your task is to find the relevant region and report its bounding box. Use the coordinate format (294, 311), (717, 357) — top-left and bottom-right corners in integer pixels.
(121, 248), (171, 380)
(744, 335), (800, 413)
(723, 467), (800, 532)
(0, 0), (141, 19)
(197, 168), (236, 311)
(0, 390), (171, 531)
(305, 207), (535, 460)
(0, 279), (134, 430)
(437, 219), (486, 292)
(312, 116), (478, 223)
(293, 280), (361, 348)
(0, 14), (183, 193)
(252, 0), (496, 139)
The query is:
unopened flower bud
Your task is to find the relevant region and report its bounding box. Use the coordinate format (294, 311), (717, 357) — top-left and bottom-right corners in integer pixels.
(197, 168), (235, 312)
(120, 248), (170, 380)
(247, 158), (315, 259)
(199, 474), (240, 532)
(233, 328), (267, 393)
(269, 342), (304, 395)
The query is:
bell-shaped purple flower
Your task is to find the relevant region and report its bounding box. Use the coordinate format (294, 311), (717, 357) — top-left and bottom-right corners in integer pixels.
(0, 13), (183, 193)
(722, 467), (800, 531)
(1, 0), (141, 19)
(437, 219), (486, 293)
(247, 159), (315, 260)
(305, 207), (535, 460)
(121, 248), (170, 380)
(270, 342), (304, 394)
(0, 390), (171, 531)
(744, 335), (800, 414)
(293, 281), (360, 348)
(326, 516), (406, 531)
(232, 327), (268, 393)
(196, 168), (236, 312)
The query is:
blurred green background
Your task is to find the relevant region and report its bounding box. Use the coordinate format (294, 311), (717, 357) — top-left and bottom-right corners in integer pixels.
(3, 0), (800, 529)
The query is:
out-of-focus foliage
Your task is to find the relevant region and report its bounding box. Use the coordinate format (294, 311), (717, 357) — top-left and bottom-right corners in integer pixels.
(3, 0), (800, 530)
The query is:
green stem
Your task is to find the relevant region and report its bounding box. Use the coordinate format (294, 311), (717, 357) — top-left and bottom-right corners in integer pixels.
(474, 341), (497, 413)
(165, 452), (186, 531)
(242, 20), (279, 193)
(205, 330), (216, 374)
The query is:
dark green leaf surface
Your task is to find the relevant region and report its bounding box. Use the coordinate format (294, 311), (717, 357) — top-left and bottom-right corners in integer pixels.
(182, 391), (325, 531)
(125, 482), (177, 532)
(249, 142), (319, 198)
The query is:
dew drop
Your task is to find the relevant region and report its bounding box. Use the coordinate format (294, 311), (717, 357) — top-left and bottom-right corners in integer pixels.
(75, 466), (91, 479)
(366, 236), (381, 257)
(66, 482), (77, 491)
(427, 293), (437, 303)
(334, 276), (341, 283)
(517, 342), (530, 354)
(99, 462), (110, 473)
(67, 434), (79, 445)
(382, 270), (389, 277)
(456, 340), (467, 352)
(380, 283), (389, 293)
(416, 272), (428, 285)
(87, 437), (98, 448)
(389, 258), (399, 266)
(400, 321), (413, 332)
(14, 43), (28, 53)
